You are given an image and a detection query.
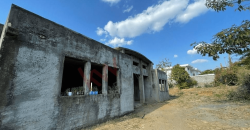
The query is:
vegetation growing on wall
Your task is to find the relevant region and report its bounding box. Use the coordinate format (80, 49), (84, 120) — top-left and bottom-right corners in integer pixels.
(200, 69), (215, 75)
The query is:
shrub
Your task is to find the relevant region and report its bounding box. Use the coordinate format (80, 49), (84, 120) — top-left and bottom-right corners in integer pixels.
(200, 69), (215, 75)
(220, 71), (238, 86)
(177, 82), (188, 89)
(168, 82), (174, 88)
(204, 83), (213, 88)
(227, 73), (250, 100)
(186, 78), (198, 87)
(214, 61), (238, 86)
(171, 64), (198, 89)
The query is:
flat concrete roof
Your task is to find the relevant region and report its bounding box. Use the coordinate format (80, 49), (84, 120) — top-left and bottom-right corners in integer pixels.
(115, 47), (153, 64)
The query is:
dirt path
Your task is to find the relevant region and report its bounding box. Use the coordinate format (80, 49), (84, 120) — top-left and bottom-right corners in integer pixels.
(86, 86), (250, 130)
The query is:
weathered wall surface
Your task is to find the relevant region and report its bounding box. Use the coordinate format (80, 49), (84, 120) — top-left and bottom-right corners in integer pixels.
(191, 74), (215, 87)
(0, 5), (133, 130)
(144, 64), (155, 103)
(151, 69), (169, 102)
(156, 70), (169, 102)
(133, 65), (140, 75)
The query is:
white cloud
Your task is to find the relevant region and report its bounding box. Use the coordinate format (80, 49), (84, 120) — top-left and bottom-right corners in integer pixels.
(123, 6), (133, 13)
(102, 0), (120, 4)
(100, 39), (106, 42)
(174, 55), (178, 58)
(106, 37), (133, 47)
(176, 0), (208, 23)
(96, 27), (107, 36)
(99, 0), (208, 38)
(97, 0), (209, 47)
(191, 59), (208, 64)
(104, 0), (189, 38)
(187, 48), (197, 55)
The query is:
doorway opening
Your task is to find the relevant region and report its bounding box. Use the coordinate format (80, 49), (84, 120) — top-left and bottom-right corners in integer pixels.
(134, 74), (140, 101)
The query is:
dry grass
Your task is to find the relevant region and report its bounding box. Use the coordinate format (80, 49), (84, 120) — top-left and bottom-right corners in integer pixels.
(85, 86), (250, 130)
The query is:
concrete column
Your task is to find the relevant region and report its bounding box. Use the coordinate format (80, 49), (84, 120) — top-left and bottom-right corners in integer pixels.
(102, 65), (108, 95)
(163, 80), (165, 91)
(154, 69), (160, 102)
(143, 63), (152, 103)
(165, 80), (168, 92)
(116, 69), (121, 94)
(139, 60), (145, 103)
(84, 61), (91, 95)
(159, 79), (162, 91)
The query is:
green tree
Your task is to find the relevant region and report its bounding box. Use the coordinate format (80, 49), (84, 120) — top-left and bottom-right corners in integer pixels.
(156, 58), (171, 71)
(191, 0), (250, 60)
(200, 69), (215, 75)
(170, 64), (197, 89)
(171, 64), (190, 83)
(206, 0), (250, 12)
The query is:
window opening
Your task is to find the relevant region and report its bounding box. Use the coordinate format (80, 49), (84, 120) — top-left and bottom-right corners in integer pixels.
(90, 63), (103, 94)
(133, 61), (139, 66)
(61, 57), (85, 96)
(108, 66), (118, 94)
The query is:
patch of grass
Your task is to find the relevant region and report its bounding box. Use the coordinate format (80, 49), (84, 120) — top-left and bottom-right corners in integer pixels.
(204, 83), (213, 88)
(178, 91), (184, 96)
(214, 93), (223, 98)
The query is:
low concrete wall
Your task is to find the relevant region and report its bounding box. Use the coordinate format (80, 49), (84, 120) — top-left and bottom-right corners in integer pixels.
(191, 74), (215, 87)
(57, 94), (122, 129)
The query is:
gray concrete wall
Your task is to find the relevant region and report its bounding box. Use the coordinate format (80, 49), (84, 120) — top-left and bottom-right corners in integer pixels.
(0, 5), (134, 130)
(132, 56), (139, 63)
(142, 68), (148, 76)
(151, 69), (169, 102)
(156, 70), (169, 102)
(0, 24), (3, 35)
(133, 65), (140, 75)
(144, 63), (155, 103)
(191, 74), (215, 87)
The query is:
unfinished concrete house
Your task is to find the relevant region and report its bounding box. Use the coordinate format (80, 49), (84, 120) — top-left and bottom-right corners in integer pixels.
(0, 4), (169, 130)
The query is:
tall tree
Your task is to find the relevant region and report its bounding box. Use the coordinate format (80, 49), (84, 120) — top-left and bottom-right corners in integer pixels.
(206, 0), (250, 12)
(191, 0), (250, 60)
(156, 58), (171, 71)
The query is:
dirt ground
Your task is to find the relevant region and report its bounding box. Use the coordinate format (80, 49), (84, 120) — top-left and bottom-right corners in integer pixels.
(86, 86), (250, 130)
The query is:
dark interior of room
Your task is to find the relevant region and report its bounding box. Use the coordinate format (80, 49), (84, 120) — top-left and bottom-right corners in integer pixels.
(61, 57), (85, 94)
(134, 74), (140, 101)
(90, 64), (103, 94)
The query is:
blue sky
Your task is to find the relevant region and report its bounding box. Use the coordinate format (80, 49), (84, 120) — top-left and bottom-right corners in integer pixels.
(0, 0), (249, 71)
